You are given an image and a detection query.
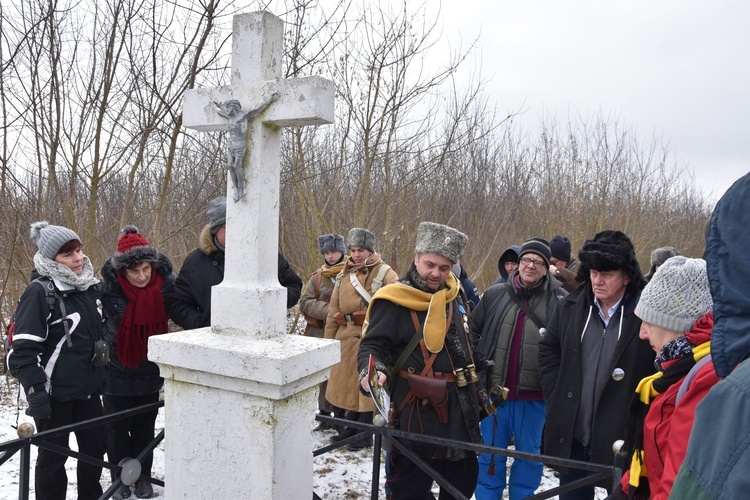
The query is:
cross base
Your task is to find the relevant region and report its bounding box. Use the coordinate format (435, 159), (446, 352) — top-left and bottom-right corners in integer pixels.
(149, 329), (340, 498)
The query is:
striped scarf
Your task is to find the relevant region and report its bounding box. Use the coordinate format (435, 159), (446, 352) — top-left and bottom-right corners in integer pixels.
(625, 313), (713, 498)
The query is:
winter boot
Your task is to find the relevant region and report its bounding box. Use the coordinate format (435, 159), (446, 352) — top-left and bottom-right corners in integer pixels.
(346, 411), (373, 451)
(328, 407), (348, 439)
(330, 410), (359, 444)
(134, 479), (154, 499)
(313, 411), (333, 431)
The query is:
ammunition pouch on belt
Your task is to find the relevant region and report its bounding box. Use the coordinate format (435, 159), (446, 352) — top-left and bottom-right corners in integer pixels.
(304, 316), (325, 329)
(407, 373), (449, 424)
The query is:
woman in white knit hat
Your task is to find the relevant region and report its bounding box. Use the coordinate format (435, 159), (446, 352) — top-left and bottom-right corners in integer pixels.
(7, 221), (107, 500)
(611, 256), (721, 500)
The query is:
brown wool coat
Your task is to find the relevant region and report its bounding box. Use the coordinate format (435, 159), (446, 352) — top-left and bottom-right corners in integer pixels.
(324, 253), (398, 412)
(298, 266), (337, 339)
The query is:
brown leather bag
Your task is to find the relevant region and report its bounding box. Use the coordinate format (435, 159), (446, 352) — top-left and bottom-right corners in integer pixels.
(407, 373), (449, 423)
(351, 310), (367, 326)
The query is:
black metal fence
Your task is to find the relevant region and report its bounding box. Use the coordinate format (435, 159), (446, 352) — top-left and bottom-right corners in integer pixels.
(313, 413), (625, 500)
(0, 400), (164, 500)
(2, 403), (623, 499)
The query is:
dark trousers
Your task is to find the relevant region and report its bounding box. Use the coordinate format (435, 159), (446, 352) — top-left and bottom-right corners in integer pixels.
(387, 448), (479, 500)
(34, 396), (107, 500)
(558, 439), (611, 500)
(103, 392), (160, 479)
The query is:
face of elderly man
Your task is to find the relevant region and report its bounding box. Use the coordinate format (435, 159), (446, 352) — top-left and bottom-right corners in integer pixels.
(590, 268), (630, 309)
(518, 252), (546, 288)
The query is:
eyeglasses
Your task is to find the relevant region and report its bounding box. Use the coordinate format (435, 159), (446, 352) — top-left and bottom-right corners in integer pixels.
(519, 257), (545, 268)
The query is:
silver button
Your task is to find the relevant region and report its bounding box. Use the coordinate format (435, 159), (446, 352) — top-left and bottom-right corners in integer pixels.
(612, 368), (625, 381)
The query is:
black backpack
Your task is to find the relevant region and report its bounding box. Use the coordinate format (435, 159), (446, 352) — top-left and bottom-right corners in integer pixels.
(2, 277), (57, 373)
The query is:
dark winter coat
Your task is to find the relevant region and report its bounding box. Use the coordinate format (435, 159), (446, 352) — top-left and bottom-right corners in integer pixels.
(538, 285), (655, 471)
(671, 173), (750, 499)
(165, 225), (303, 329)
(492, 244), (521, 286)
(472, 271), (566, 395)
(8, 274), (104, 401)
(100, 254), (175, 397)
(357, 271), (482, 461)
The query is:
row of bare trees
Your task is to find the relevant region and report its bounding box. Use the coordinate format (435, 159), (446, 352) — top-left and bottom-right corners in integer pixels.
(1, 0), (713, 334)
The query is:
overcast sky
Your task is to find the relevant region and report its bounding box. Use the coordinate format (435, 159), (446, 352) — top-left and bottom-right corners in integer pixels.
(435, 0), (749, 203)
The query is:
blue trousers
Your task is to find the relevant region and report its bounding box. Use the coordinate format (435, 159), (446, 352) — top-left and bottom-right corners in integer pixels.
(475, 399), (546, 500)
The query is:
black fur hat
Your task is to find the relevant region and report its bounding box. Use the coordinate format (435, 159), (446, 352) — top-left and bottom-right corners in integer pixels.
(111, 225), (159, 272)
(577, 230), (647, 293)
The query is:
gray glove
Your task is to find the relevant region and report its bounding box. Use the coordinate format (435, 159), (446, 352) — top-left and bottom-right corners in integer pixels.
(26, 389), (52, 419)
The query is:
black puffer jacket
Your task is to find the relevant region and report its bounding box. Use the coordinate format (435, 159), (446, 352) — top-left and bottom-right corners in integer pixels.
(165, 225), (303, 330)
(100, 253), (175, 396)
(8, 274), (104, 401)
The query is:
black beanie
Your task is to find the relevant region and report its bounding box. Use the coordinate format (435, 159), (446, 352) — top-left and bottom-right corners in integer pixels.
(519, 237), (551, 268)
(550, 235), (572, 261)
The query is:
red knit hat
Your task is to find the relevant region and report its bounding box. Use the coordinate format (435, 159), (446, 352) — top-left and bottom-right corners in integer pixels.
(112, 225), (158, 271)
(117, 226), (150, 253)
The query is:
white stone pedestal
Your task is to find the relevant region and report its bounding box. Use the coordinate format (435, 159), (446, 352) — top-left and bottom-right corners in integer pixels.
(149, 329), (339, 499)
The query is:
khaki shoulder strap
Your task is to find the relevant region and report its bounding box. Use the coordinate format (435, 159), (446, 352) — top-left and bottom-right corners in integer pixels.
(349, 271), (372, 304)
(371, 264), (391, 295)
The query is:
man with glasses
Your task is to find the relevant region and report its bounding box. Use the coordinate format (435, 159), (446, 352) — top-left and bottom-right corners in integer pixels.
(538, 230), (654, 500)
(471, 238), (567, 499)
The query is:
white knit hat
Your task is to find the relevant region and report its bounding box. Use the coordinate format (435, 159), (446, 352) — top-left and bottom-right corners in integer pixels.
(636, 256), (713, 333)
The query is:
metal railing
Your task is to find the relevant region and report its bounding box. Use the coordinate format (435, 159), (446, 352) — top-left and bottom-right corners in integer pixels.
(313, 413), (625, 500)
(0, 400), (164, 500)
(2, 403), (623, 499)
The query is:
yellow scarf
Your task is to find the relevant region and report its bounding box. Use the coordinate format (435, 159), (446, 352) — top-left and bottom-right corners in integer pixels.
(321, 260), (346, 278)
(363, 273), (459, 353)
(628, 341), (711, 490)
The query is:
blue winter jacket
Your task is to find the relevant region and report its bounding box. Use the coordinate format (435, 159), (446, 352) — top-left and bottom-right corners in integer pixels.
(670, 172), (750, 499)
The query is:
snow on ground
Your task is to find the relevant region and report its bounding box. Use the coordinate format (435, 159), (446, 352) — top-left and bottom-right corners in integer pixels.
(1, 378), (606, 500)
(0, 310), (607, 499)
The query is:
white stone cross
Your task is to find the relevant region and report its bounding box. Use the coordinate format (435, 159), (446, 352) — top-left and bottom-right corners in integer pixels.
(150, 11), (339, 499)
(182, 11), (334, 337)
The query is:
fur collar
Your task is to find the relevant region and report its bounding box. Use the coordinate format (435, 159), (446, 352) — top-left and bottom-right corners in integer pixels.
(199, 224), (220, 256)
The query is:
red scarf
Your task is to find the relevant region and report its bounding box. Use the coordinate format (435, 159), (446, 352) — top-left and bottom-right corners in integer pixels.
(116, 272), (168, 368)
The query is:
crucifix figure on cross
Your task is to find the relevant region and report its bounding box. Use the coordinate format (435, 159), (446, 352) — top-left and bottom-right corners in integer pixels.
(182, 11), (334, 336)
(213, 94), (279, 202)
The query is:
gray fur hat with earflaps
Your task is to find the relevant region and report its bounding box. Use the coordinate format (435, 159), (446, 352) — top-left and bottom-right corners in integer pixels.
(318, 234), (346, 254)
(347, 228), (375, 252)
(414, 222), (468, 264)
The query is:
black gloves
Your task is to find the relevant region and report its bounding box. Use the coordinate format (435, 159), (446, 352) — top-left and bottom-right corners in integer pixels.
(26, 389), (52, 419)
